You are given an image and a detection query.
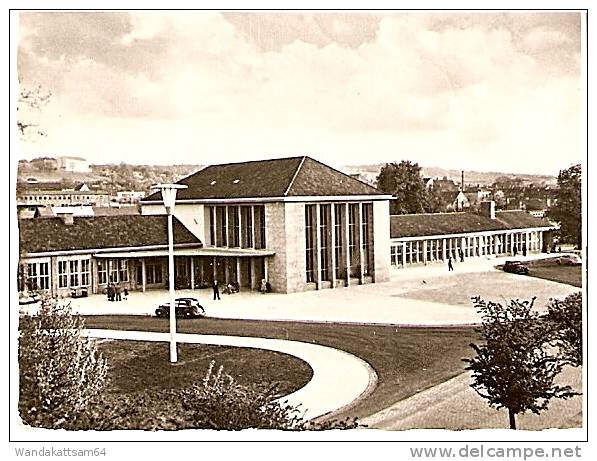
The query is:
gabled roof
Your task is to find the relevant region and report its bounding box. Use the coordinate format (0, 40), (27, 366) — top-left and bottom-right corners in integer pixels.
(19, 215), (201, 255)
(390, 210), (554, 239)
(143, 156), (384, 202)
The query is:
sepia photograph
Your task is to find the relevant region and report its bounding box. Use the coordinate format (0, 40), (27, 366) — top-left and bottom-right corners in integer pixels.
(8, 5), (589, 451)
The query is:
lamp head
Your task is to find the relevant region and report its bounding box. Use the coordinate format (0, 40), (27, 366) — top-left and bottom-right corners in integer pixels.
(150, 184), (188, 214)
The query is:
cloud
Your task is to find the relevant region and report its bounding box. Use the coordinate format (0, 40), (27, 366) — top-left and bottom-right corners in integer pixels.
(16, 12), (582, 175)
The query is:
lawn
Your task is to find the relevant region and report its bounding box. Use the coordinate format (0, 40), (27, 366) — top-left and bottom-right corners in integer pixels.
(527, 265), (582, 288)
(83, 316), (479, 420)
(97, 340), (312, 396)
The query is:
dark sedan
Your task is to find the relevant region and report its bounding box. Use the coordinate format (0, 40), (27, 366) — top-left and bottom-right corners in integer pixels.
(155, 297), (206, 319)
(503, 260), (529, 275)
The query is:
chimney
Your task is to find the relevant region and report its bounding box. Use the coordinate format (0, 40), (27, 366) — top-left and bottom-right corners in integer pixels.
(480, 200), (496, 220)
(59, 212), (74, 225)
(461, 170), (464, 191)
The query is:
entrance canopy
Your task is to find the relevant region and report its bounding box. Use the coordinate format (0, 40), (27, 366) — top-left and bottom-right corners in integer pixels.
(93, 247), (275, 258)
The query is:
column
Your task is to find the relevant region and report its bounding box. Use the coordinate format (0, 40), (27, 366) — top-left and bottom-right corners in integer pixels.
(401, 242), (406, 266)
(358, 203), (364, 283)
(212, 256), (217, 282)
(315, 203), (322, 290)
(510, 233), (514, 254)
(461, 237), (466, 258)
(141, 258), (147, 292)
(442, 238), (447, 261)
(236, 257), (241, 286)
(213, 208), (218, 247)
(250, 258), (256, 289)
(539, 231), (544, 252)
(330, 204), (337, 288)
(264, 257), (269, 282)
(91, 258), (99, 295)
(238, 206), (244, 248)
(423, 240), (428, 265)
(345, 203), (350, 286)
(494, 235), (499, 255)
(224, 205), (229, 247)
(190, 257), (195, 290)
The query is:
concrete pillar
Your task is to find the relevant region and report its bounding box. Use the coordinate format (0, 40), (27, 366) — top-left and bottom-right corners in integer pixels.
(213, 256), (217, 282)
(91, 258), (99, 294)
(539, 231), (544, 252)
(250, 258), (256, 289)
(141, 258), (146, 292)
(358, 202), (364, 283)
(264, 257), (269, 282)
(190, 257), (195, 290)
(494, 235), (499, 255)
(330, 203), (337, 288)
(401, 242), (406, 266)
(423, 240), (428, 265)
(236, 257), (241, 286)
(315, 203), (322, 290)
(510, 233), (515, 254)
(239, 206), (244, 248)
(345, 203), (350, 286)
(224, 205), (229, 247)
(442, 238), (447, 261)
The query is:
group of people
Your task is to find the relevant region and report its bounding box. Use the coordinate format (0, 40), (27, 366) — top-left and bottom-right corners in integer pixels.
(211, 278), (270, 300)
(106, 282), (128, 302)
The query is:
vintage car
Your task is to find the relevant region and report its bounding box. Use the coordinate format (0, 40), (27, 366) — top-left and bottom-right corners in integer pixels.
(155, 297), (206, 319)
(503, 260), (529, 275)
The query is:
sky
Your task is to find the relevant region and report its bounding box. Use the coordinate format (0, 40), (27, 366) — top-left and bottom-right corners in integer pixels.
(15, 11), (584, 175)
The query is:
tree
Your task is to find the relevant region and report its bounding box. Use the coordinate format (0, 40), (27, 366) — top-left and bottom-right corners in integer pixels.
(376, 161), (428, 214)
(19, 299), (108, 428)
(545, 292), (582, 367)
(425, 185), (450, 213)
(17, 84), (52, 140)
(548, 164), (582, 248)
(464, 296), (578, 429)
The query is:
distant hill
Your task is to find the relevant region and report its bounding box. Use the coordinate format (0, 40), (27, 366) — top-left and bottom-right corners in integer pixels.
(342, 163), (557, 188)
(17, 160), (204, 194)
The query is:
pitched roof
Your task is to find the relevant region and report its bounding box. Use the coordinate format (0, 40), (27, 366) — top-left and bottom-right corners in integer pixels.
(143, 156), (384, 201)
(19, 215), (201, 254)
(390, 210), (554, 239)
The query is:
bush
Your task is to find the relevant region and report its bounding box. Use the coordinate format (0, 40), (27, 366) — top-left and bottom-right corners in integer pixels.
(19, 299), (108, 428)
(69, 361), (359, 431)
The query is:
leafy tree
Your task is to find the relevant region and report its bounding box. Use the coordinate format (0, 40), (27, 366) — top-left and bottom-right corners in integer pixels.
(464, 296), (578, 429)
(548, 164), (582, 248)
(19, 298), (108, 428)
(425, 185), (450, 213)
(376, 161), (428, 214)
(545, 292), (582, 367)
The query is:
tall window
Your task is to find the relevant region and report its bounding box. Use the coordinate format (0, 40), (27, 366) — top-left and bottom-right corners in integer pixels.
(146, 260), (163, 284)
(228, 206), (240, 247)
(69, 260), (79, 287)
(58, 260), (68, 288)
(216, 206), (227, 246)
(348, 203), (359, 276)
(119, 260), (129, 282)
(305, 205), (316, 282)
(81, 259), (90, 287)
(390, 246), (398, 266)
(98, 260), (107, 284)
(241, 206), (253, 248)
(361, 203), (372, 275)
(209, 206), (216, 246)
(254, 205), (266, 249)
(334, 204), (343, 278)
(319, 204), (331, 281)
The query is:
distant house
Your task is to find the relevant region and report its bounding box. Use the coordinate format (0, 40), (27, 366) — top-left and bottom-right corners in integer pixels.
(16, 181), (110, 208)
(56, 156), (91, 173)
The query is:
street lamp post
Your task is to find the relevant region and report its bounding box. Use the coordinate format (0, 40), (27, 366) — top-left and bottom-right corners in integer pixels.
(151, 183), (188, 363)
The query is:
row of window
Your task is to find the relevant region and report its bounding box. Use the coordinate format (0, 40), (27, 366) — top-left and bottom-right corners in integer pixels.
(306, 203), (373, 283)
(207, 205), (266, 249)
(390, 231), (543, 266)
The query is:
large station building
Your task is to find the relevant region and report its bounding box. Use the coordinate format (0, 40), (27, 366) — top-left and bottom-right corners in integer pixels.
(17, 156), (556, 297)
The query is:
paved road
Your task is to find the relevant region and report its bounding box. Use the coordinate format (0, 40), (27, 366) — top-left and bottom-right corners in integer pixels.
(362, 366), (582, 431)
(83, 328), (377, 421)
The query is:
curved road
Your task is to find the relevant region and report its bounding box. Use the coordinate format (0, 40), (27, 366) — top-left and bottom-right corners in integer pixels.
(84, 329), (377, 420)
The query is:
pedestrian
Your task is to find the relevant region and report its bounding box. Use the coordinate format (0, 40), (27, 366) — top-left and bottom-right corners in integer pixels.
(115, 283), (122, 302)
(107, 283), (114, 302)
(123, 287), (129, 300)
(522, 243), (527, 257)
(448, 256), (454, 272)
(260, 278), (267, 294)
(212, 279), (220, 300)
(458, 248), (464, 263)
(513, 246), (518, 256)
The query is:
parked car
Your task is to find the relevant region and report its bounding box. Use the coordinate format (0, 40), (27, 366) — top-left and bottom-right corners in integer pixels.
(555, 254), (582, 266)
(503, 260), (529, 275)
(155, 297), (205, 319)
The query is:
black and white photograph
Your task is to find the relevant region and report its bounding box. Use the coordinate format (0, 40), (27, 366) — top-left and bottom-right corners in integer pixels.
(8, 3), (591, 454)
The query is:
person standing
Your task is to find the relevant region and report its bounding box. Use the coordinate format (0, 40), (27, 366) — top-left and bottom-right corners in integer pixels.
(522, 243), (527, 257)
(115, 283), (122, 302)
(458, 248), (464, 263)
(107, 283), (114, 302)
(212, 279), (220, 300)
(448, 256), (454, 272)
